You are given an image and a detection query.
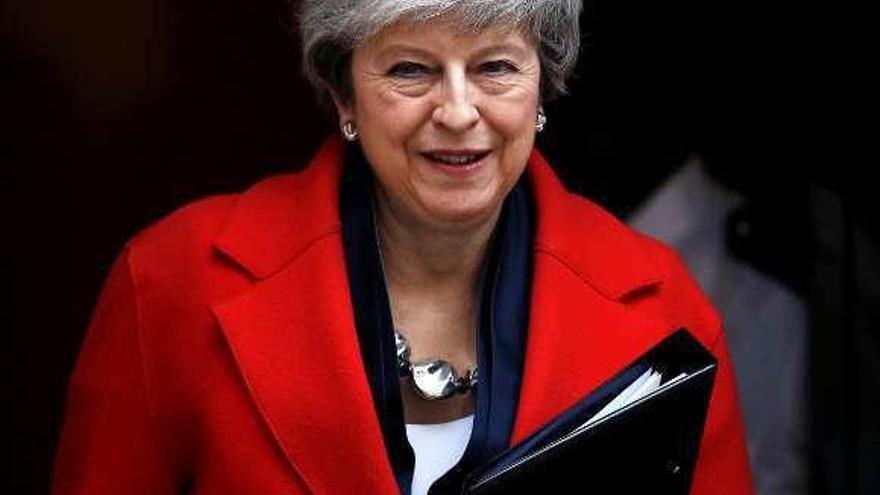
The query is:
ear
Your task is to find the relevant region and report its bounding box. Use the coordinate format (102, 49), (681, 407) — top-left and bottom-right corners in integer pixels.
(330, 91), (355, 127)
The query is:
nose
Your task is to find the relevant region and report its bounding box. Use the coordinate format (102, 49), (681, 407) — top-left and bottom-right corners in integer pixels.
(431, 67), (479, 133)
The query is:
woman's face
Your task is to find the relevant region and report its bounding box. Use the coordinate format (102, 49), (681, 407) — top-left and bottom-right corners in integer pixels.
(337, 19), (541, 231)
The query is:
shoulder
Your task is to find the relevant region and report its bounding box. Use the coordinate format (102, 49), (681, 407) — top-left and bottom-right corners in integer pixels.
(119, 171), (314, 307)
(126, 192), (238, 260)
(600, 204), (725, 348)
(125, 139), (346, 276)
(628, 228), (725, 347)
(113, 139), (345, 307)
(125, 173), (297, 269)
(529, 158), (723, 348)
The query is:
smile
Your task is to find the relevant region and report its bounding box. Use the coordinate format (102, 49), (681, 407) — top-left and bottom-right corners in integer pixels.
(421, 150), (492, 167)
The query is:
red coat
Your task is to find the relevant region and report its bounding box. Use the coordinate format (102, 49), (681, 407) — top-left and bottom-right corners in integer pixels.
(52, 138), (753, 494)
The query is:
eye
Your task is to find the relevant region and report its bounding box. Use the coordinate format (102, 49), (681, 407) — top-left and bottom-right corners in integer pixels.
(479, 60), (519, 76)
(388, 61), (432, 78)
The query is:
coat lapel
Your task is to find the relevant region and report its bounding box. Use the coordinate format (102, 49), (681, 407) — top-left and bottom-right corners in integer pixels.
(212, 245), (399, 494)
(211, 139), (399, 494)
(510, 257), (673, 444)
(511, 150), (673, 444)
(207, 139), (675, 487)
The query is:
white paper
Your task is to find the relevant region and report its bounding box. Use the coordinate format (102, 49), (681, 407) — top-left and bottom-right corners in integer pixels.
(577, 367), (689, 431)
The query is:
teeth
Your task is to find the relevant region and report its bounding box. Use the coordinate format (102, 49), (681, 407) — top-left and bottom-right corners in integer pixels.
(430, 154), (480, 165)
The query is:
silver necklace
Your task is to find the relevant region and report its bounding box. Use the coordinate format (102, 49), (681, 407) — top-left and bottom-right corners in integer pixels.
(372, 203), (479, 401)
(394, 330), (478, 401)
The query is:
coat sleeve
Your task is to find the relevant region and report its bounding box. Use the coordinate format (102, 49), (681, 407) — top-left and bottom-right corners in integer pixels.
(52, 247), (178, 494)
(689, 325), (755, 494)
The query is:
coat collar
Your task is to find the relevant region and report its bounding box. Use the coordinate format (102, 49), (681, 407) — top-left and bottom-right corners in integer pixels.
(211, 137), (669, 493)
(526, 147), (665, 300)
(215, 138), (664, 300)
(214, 138), (346, 279)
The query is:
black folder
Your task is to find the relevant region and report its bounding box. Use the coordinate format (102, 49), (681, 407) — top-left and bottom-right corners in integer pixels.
(461, 328), (717, 494)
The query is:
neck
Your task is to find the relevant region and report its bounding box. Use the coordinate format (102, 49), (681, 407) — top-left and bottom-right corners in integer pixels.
(373, 190), (501, 297)
(372, 184), (503, 389)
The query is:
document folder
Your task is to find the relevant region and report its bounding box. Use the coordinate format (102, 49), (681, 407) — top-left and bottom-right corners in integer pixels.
(462, 328), (717, 494)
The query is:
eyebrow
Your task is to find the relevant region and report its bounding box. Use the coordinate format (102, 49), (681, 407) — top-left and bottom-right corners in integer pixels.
(470, 43), (531, 61)
(377, 42), (531, 63)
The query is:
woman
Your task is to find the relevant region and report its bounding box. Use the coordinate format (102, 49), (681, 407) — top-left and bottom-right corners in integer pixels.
(52, 1), (753, 494)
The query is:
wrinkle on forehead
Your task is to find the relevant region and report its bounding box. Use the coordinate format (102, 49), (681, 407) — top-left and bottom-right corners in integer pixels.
(361, 16), (536, 58)
(364, 11), (536, 48)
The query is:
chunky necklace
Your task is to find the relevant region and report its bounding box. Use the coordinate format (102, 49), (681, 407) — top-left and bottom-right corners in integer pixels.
(372, 201), (479, 401)
(394, 329), (479, 401)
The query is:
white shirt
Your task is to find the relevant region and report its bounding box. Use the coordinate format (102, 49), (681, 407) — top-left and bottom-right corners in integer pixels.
(405, 414), (474, 495)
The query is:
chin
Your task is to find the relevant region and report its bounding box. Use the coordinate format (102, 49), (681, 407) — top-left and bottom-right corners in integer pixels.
(419, 189), (504, 229)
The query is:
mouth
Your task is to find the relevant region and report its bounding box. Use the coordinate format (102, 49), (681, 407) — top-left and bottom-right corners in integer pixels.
(420, 149), (492, 167)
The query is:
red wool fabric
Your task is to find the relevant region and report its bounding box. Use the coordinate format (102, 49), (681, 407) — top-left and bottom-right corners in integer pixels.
(52, 138), (753, 494)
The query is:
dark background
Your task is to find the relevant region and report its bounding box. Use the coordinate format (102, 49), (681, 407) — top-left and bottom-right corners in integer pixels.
(5, 0), (873, 493)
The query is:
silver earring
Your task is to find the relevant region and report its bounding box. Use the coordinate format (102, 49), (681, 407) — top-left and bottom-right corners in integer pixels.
(536, 109), (547, 133)
(341, 121), (359, 141)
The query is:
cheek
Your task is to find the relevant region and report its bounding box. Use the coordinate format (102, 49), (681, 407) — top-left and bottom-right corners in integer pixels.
(493, 112), (537, 190)
(483, 94), (539, 163)
(481, 79), (540, 137)
(356, 91), (430, 149)
(499, 103), (538, 138)
(353, 91), (430, 190)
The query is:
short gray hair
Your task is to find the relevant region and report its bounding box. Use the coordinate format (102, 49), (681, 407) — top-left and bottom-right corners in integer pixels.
(297, 0), (583, 105)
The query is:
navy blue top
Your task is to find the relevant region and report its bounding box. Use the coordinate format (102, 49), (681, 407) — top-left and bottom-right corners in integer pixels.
(339, 145), (533, 495)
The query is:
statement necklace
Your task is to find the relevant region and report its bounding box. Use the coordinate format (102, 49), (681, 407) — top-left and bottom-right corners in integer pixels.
(372, 202), (479, 401)
(394, 329), (479, 401)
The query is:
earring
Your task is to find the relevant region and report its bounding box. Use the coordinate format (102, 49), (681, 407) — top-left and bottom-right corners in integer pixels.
(535, 108), (547, 133)
(341, 121), (359, 141)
